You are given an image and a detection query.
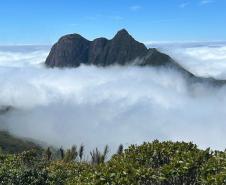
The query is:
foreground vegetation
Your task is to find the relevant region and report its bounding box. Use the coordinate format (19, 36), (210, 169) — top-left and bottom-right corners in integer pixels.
(1, 140), (226, 185)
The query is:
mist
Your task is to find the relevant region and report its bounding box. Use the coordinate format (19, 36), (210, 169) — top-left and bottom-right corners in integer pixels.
(151, 42), (226, 79)
(1, 43), (226, 152)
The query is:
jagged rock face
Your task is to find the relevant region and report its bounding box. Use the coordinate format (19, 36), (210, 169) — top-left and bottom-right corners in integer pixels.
(88, 38), (108, 65)
(100, 29), (148, 66)
(44, 29), (226, 86)
(46, 34), (90, 67)
(45, 29), (174, 68)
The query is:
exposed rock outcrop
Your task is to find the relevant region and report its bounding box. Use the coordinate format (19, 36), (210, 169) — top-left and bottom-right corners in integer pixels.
(45, 29), (226, 86)
(46, 29), (178, 68)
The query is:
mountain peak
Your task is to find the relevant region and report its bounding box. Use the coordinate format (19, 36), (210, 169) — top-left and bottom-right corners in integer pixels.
(45, 29), (175, 69)
(117, 28), (129, 35)
(113, 29), (131, 39)
(59, 33), (88, 42)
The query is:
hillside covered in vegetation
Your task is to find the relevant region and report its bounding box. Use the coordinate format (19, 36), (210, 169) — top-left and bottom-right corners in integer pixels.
(1, 140), (226, 185)
(0, 131), (41, 154)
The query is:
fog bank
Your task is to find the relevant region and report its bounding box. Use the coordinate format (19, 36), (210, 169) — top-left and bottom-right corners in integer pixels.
(0, 44), (226, 151)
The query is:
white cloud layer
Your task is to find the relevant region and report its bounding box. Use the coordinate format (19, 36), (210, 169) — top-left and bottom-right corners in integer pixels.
(153, 42), (226, 79)
(0, 44), (226, 152)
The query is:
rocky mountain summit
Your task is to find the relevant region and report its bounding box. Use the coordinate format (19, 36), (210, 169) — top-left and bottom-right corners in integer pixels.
(46, 29), (181, 68)
(45, 29), (226, 85)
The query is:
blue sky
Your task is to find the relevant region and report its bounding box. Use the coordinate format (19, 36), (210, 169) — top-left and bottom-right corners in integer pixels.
(0, 0), (225, 44)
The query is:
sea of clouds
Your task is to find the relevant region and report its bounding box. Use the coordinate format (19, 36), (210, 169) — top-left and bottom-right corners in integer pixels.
(0, 43), (226, 152)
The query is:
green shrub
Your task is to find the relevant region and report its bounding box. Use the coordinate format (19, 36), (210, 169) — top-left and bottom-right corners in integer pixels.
(1, 141), (226, 185)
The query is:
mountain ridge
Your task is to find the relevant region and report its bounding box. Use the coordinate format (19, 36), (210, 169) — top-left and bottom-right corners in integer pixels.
(45, 29), (226, 86)
(45, 29), (178, 68)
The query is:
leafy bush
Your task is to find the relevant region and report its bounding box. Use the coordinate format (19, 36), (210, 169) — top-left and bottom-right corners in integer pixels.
(1, 141), (226, 184)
